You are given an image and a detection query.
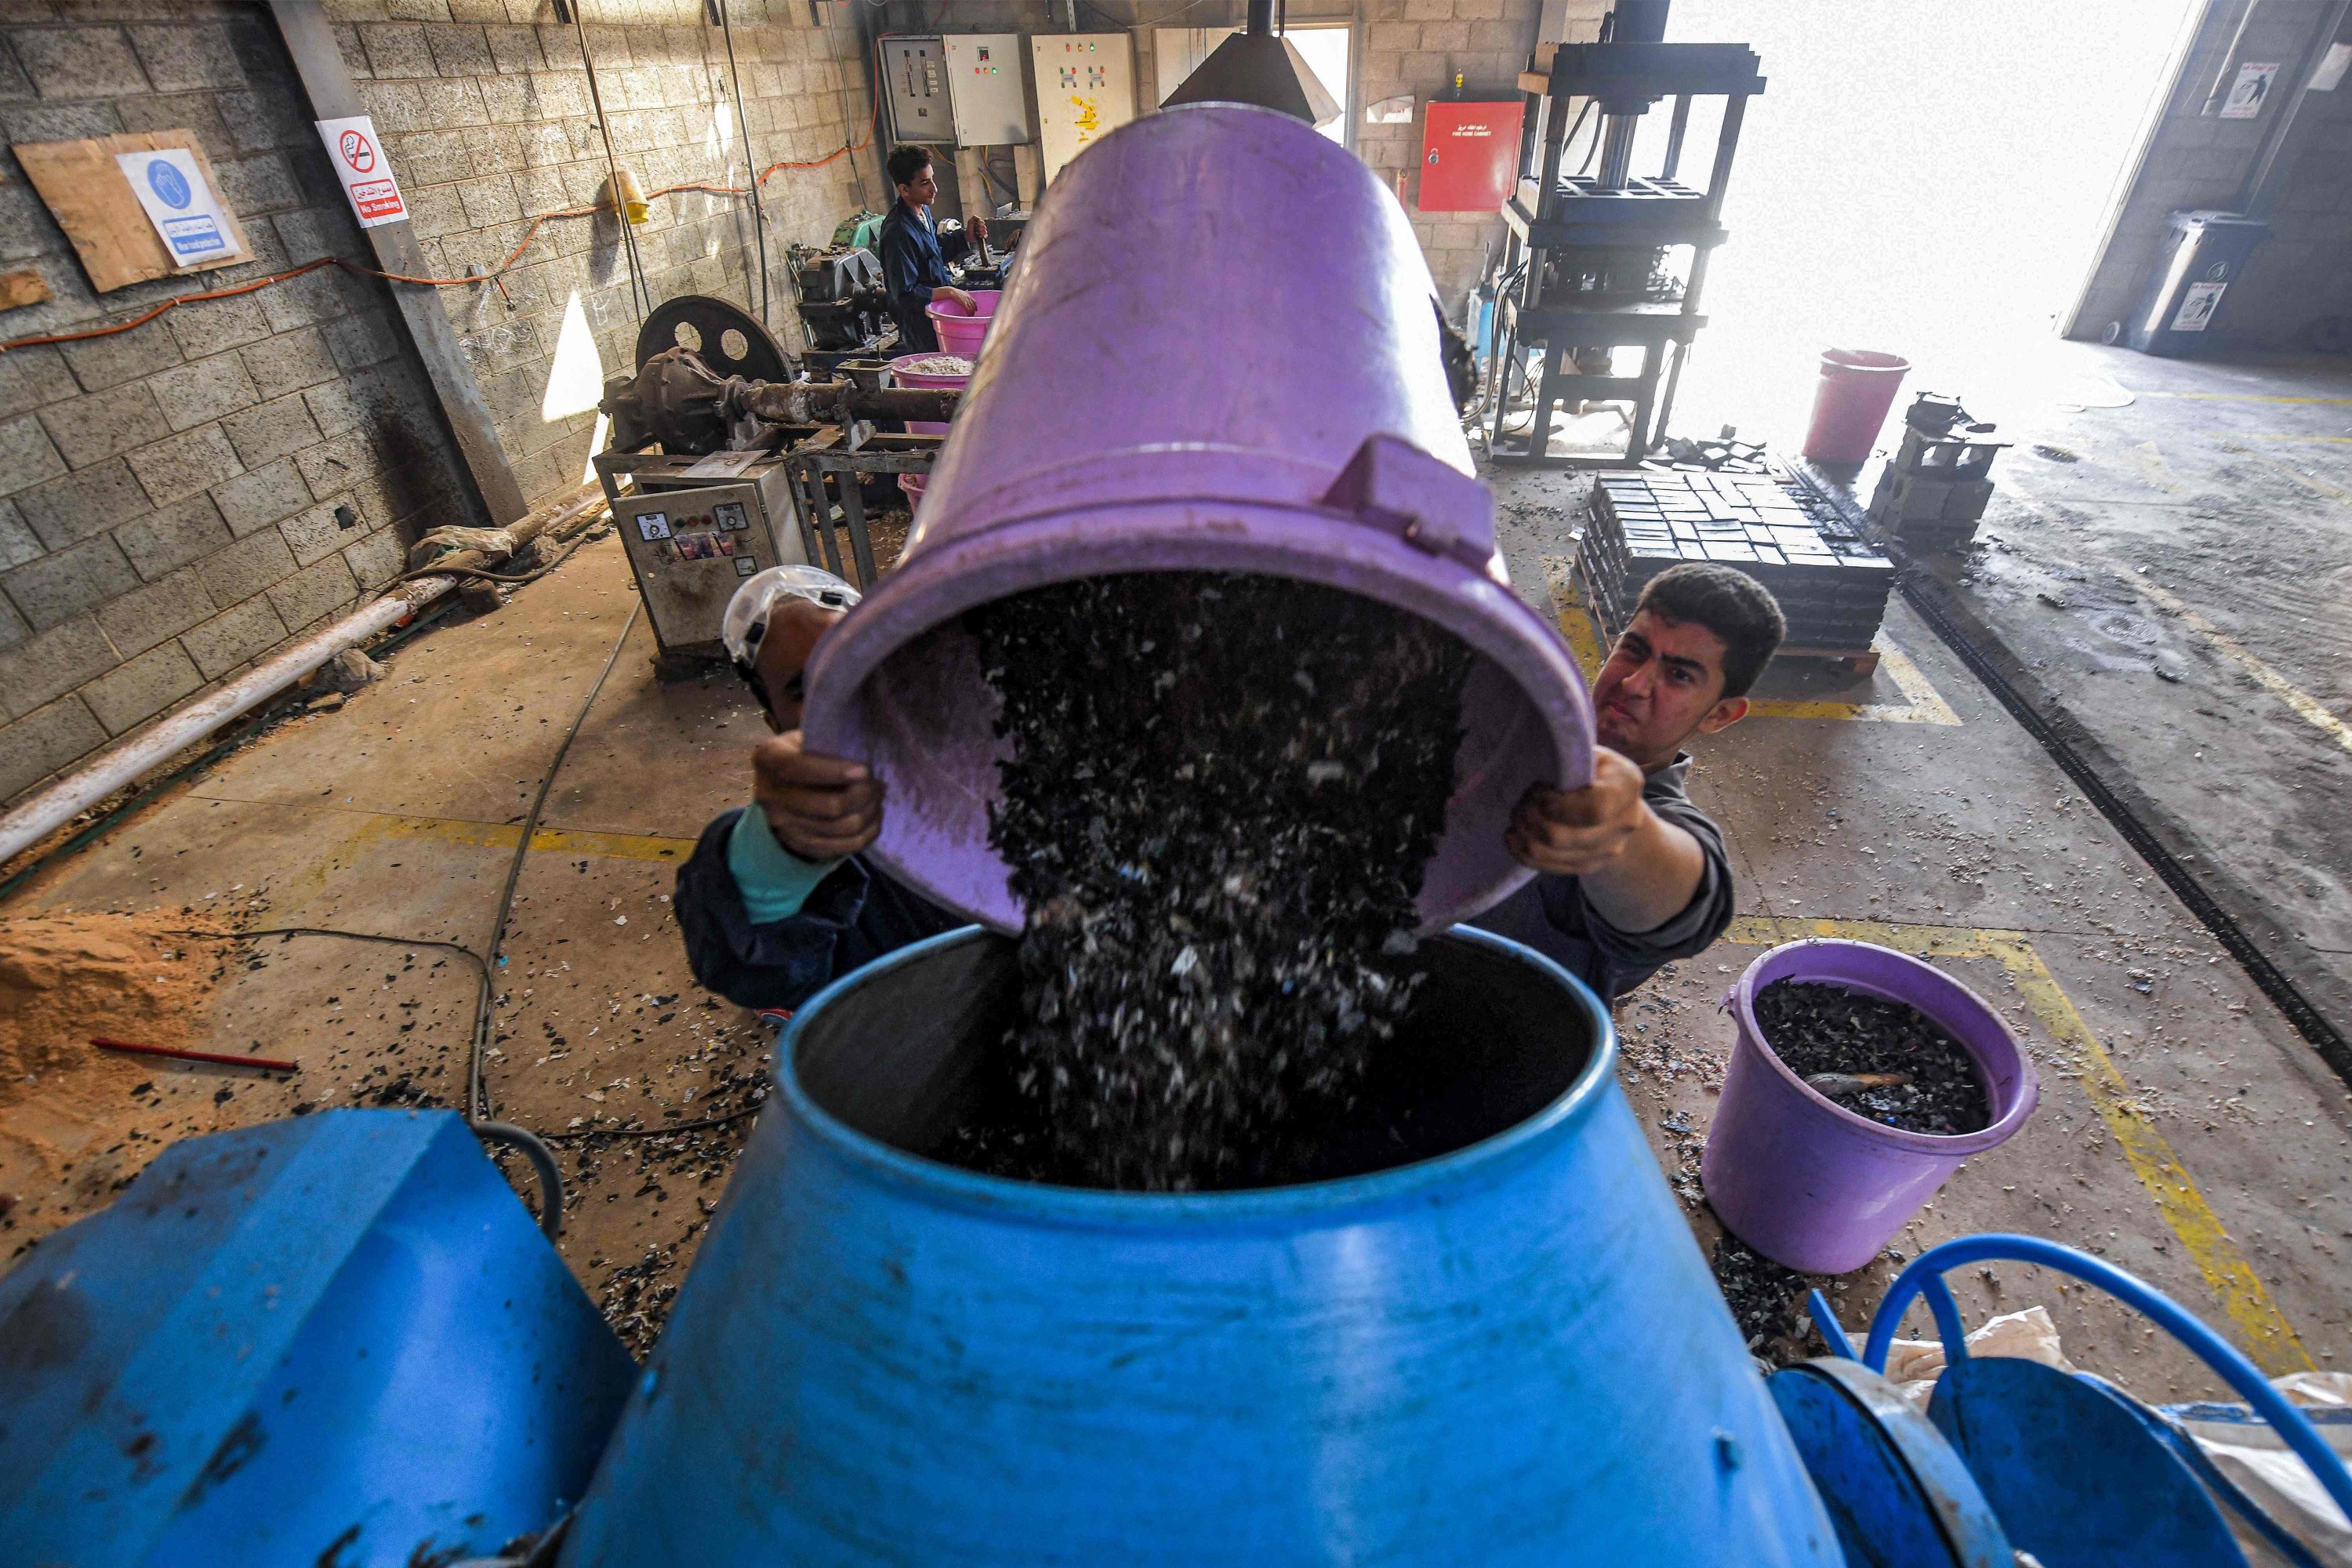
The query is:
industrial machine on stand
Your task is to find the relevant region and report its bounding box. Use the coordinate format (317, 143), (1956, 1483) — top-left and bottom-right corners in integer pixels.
(1484, 0), (1764, 465)
(785, 244), (891, 361)
(591, 295), (957, 677)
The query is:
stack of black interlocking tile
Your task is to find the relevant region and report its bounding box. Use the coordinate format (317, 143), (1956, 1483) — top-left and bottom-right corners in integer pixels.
(1579, 466), (1894, 652)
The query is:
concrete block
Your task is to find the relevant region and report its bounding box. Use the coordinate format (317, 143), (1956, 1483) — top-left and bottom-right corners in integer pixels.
(0, 346), (79, 423)
(212, 150), (303, 216)
(361, 21), (436, 76)
(266, 552), (358, 631)
(0, 579), (24, 652)
(0, 615), (117, 720)
(343, 525), (405, 590)
(425, 21), (496, 75)
(323, 311), (404, 373)
(1404, 0), (1455, 17)
(13, 26), (151, 100)
(257, 268), (349, 337)
(301, 380), (367, 442)
(417, 77), (490, 127)
(221, 393), (325, 470)
(38, 383), (165, 470)
(58, 320), (185, 394)
(82, 639), (205, 735)
(1368, 23), (1423, 50)
(94, 565), (215, 659)
(1898, 477), (1954, 521)
(211, 458), (315, 538)
(1942, 477), (1996, 521)
(195, 527), (299, 607)
(0, 499), (38, 572)
(127, 21), (253, 93)
(126, 424), (244, 508)
(1470, 20), (1526, 51)
(234, 328), (339, 401)
(168, 293), (274, 359)
(2, 535), (140, 633)
(296, 430), (378, 501)
(16, 457), (151, 551)
(486, 24), (546, 71)
(181, 594), (289, 680)
(216, 83), (313, 156)
(0, 696), (110, 800)
(0, 415), (67, 500)
(1422, 21), (1475, 50)
(115, 493), (234, 580)
(279, 501), (359, 567)
(147, 355), (262, 434)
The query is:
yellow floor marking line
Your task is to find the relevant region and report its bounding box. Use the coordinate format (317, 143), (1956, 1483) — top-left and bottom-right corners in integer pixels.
(2218, 444), (2352, 506)
(357, 812), (699, 863)
(1726, 914), (2313, 1374)
(2246, 432), (2352, 443)
(2002, 480), (2352, 759)
(2142, 391), (2352, 405)
(2132, 579), (2352, 760)
(1542, 556), (1958, 725)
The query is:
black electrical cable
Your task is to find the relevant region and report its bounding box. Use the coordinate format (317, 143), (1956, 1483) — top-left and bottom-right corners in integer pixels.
(386, 528), (601, 591)
(474, 598), (645, 1123)
(1785, 470), (2352, 1085)
(714, 0), (772, 325)
(542, 1102), (765, 1142)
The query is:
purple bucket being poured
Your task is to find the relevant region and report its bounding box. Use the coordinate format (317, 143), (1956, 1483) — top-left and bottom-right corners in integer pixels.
(802, 104), (1595, 933)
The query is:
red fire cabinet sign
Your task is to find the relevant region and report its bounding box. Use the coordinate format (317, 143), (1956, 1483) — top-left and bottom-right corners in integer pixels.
(1418, 100), (1525, 213)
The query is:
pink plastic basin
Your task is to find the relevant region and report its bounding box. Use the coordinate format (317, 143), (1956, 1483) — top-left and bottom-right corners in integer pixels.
(888, 352), (971, 437)
(924, 289), (1000, 357)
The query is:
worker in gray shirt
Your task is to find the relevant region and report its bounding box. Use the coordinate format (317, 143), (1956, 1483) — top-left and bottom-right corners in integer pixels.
(1470, 562), (1784, 1000)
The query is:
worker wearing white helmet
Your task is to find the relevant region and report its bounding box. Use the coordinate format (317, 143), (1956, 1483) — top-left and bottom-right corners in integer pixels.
(675, 566), (962, 1012)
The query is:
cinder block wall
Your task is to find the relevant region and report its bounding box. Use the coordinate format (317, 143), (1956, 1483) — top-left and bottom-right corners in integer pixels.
(0, 1), (877, 809)
(2069, 0), (2352, 346)
(338, 0), (878, 499)
(0, 4), (470, 807)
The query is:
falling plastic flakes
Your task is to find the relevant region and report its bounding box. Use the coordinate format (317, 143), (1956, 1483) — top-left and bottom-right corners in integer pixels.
(960, 572), (1472, 1192)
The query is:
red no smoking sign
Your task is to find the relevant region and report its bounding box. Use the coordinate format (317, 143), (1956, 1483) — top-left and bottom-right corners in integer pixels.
(315, 114), (407, 229)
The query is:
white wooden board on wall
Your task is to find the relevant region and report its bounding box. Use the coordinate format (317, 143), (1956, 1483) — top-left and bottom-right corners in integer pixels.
(1033, 34), (1137, 184)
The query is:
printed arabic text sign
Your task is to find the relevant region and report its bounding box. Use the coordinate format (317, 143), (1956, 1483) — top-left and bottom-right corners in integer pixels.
(114, 148), (230, 263)
(316, 114), (408, 227)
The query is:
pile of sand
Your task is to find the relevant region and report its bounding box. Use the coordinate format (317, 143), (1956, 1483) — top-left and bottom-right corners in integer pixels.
(0, 911), (228, 1105)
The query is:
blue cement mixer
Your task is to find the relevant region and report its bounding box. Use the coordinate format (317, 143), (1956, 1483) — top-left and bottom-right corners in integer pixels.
(8, 927), (2347, 1566)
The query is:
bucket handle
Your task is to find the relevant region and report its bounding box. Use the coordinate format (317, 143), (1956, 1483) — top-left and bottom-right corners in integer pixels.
(1317, 434), (1496, 571)
(1837, 1234), (2352, 1526)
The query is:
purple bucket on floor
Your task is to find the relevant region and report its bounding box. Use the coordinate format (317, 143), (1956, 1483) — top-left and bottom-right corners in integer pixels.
(1700, 939), (2039, 1275)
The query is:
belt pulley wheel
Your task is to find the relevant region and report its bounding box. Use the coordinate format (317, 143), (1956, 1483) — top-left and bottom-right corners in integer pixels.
(635, 295), (793, 383)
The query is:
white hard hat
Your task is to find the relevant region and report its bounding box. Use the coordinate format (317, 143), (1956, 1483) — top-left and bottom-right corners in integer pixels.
(722, 564), (861, 668)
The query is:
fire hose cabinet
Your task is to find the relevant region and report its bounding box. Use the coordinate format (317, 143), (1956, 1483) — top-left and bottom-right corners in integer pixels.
(2122, 209), (2269, 357)
(1418, 100), (1525, 212)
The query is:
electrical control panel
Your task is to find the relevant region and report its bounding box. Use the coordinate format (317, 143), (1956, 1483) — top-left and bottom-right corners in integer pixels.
(943, 34), (1032, 147)
(615, 464), (805, 659)
(882, 37), (950, 145)
(1032, 34), (1135, 183)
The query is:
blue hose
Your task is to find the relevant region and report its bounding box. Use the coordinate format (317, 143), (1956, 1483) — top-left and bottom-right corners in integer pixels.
(1860, 1232), (2352, 1528)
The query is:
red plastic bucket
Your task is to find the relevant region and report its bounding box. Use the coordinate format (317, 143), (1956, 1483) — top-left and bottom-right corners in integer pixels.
(1699, 938), (2038, 1274)
(1801, 350), (1910, 464)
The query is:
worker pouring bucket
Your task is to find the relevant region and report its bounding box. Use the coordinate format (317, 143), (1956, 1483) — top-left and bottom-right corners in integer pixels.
(804, 104), (1594, 935)
(1700, 939), (2040, 1276)
(561, 926), (1842, 1565)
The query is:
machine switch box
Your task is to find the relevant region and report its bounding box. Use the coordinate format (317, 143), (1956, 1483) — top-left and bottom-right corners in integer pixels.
(943, 34), (1033, 146)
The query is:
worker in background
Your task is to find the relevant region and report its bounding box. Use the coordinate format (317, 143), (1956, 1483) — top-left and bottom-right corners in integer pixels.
(676, 567), (962, 1013)
(878, 144), (982, 355)
(1469, 562), (1784, 1000)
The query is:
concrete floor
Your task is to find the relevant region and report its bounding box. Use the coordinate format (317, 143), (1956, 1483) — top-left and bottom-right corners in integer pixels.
(2, 379), (2347, 1399)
